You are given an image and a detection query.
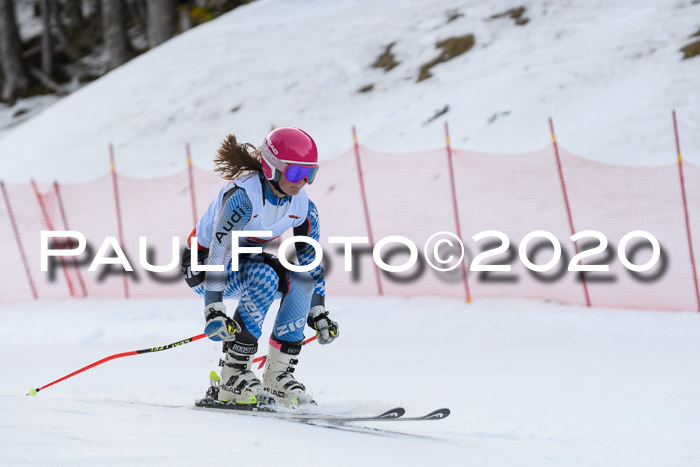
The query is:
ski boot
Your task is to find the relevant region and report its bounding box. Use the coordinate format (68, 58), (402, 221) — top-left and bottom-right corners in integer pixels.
(218, 342), (274, 407)
(262, 337), (314, 406)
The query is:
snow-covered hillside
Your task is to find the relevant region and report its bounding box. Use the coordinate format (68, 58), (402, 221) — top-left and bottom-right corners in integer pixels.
(1, 0), (699, 182)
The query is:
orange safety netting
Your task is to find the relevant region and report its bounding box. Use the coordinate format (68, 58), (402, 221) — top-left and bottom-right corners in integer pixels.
(1, 144), (698, 311)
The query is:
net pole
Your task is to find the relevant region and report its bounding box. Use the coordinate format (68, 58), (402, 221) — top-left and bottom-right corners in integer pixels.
(444, 122), (472, 303)
(672, 110), (700, 312)
(549, 118), (591, 307)
(351, 126), (384, 296)
(0, 181), (38, 300)
(54, 181), (88, 297)
(109, 144), (130, 298)
(186, 143), (198, 227)
(31, 179), (76, 297)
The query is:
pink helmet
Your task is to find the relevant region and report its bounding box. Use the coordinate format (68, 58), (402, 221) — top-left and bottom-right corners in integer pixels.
(261, 127), (318, 184)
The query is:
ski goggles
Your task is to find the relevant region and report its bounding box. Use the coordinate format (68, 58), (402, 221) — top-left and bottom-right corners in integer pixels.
(283, 164), (318, 184)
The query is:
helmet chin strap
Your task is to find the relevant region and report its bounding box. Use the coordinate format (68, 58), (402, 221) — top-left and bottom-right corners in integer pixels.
(270, 173), (290, 197)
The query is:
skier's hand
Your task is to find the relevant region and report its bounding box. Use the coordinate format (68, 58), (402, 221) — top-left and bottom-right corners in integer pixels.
(204, 302), (239, 342)
(307, 305), (339, 345)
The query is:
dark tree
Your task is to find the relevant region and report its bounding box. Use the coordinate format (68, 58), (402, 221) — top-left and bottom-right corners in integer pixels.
(101, 0), (128, 70)
(60, 0), (85, 29)
(40, 0), (53, 78)
(0, 0), (29, 102)
(147, 0), (177, 48)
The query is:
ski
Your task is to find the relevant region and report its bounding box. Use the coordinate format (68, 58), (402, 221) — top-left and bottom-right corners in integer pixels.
(304, 407), (451, 423)
(195, 371), (449, 423)
(194, 399), (406, 422)
(319, 407), (450, 422)
(389, 408), (450, 421)
(194, 399), (450, 423)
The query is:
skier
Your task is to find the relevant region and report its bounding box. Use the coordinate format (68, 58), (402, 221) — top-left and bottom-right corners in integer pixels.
(181, 127), (339, 408)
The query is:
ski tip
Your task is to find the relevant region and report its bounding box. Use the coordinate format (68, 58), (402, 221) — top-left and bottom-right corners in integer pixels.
(423, 408), (450, 420)
(377, 407), (405, 419)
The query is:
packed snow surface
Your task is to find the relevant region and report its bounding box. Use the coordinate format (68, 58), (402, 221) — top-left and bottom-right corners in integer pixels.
(1, 0), (699, 182)
(1, 297), (699, 466)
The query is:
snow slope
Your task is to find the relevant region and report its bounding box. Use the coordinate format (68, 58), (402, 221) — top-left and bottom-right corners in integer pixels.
(0, 0), (699, 182)
(1, 297), (699, 466)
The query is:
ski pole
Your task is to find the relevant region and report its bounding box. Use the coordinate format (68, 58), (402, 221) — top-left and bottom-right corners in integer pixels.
(28, 334), (318, 396)
(27, 334), (207, 396)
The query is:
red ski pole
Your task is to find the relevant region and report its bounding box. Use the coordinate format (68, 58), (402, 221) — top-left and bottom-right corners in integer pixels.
(28, 334), (318, 396)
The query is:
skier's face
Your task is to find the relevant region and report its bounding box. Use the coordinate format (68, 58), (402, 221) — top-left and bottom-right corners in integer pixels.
(278, 175), (306, 196)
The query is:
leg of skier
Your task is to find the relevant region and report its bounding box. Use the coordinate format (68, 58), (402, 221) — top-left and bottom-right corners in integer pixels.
(217, 258), (279, 405)
(262, 269), (316, 406)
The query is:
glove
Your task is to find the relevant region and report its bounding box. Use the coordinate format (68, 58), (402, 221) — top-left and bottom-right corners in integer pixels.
(307, 305), (339, 345)
(203, 302), (239, 342)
